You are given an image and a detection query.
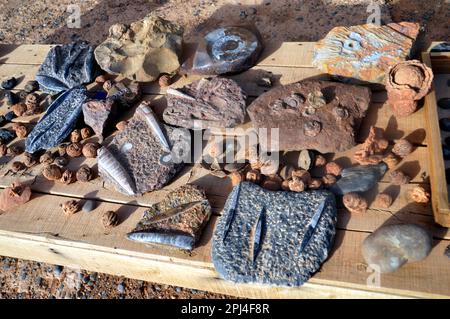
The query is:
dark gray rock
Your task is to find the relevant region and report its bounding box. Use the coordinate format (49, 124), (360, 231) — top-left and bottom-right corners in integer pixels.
(1, 77), (17, 90)
(330, 163), (387, 195)
(4, 111), (15, 121)
(440, 118), (450, 132)
(164, 77), (247, 129)
(4, 91), (18, 106)
(438, 98), (450, 110)
(0, 129), (15, 143)
(82, 200), (97, 212)
(36, 42), (98, 94)
(362, 224), (432, 273)
(24, 80), (39, 93)
(25, 86), (87, 153)
(182, 26), (262, 75)
(212, 182), (337, 287)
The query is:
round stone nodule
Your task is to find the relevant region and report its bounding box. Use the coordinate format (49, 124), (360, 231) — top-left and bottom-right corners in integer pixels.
(443, 144), (450, 160)
(440, 118), (450, 132)
(438, 98), (450, 110)
(362, 224), (432, 273)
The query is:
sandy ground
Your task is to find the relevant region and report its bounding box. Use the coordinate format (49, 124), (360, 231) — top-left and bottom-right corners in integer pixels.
(0, 0), (448, 299)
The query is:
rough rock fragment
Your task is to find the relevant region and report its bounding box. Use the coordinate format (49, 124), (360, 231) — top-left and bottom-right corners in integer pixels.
(36, 42), (98, 93)
(164, 77), (247, 129)
(102, 211), (119, 229)
(247, 80), (371, 153)
(330, 163), (387, 195)
(362, 224), (432, 273)
(343, 192), (368, 214)
(0, 182), (32, 211)
(127, 184), (212, 250)
(386, 60), (433, 117)
(392, 138), (413, 157)
(182, 26), (262, 75)
(106, 81), (141, 108)
(212, 182), (337, 286)
(94, 14), (183, 82)
(354, 126), (389, 165)
(82, 99), (118, 141)
(25, 87), (87, 153)
(409, 186), (430, 204)
(312, 22), (420, 84)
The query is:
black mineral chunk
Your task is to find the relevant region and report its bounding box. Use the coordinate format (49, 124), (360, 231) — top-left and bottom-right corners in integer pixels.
(18, 90), (28, 100)
(4, 111), (16, 121)
(446, 168), (450, 184)
(25, 86), (88, 153)
(24, 80), (39, 93)
(443, 144), (450, 160)
(36, 42), (99, 94)
(0, 129), (15, 143)
(4, 91), (18, 106)
(445, 136), (450, 147)
(438, 98), (450, 110)
(0, 115), (6, 127)
(1, 77), (17, 90)
(440, 118), (450, 132)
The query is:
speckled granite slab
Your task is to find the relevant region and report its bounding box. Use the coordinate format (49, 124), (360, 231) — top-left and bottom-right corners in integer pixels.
(212, 182), (337, 287)
(36, 42), (98, 94)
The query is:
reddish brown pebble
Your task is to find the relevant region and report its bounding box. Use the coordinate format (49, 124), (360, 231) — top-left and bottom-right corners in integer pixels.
(390, 170), (410, 185)
(12, 123), (28, 138)
(82, 142), (99, 158)
(322, 174), (337, 186)
(246, 169), (261, 184)
(392, 139), (413, 157)
(116, 121), (128, 131)
(409, 186), (430, 204)
(70, 129), (82, 143)
(12, 103), (27, 117)
(325, 162), (342, 176)
(39, 151), (54, 165)
(288, 177), (306, 192)
(80, 127), (92, 140)
(102, 210), (119, 229)
(158, 74), (171, 87)
(11, 161), (25, 173)
(66, 143), (83, 157)
(23, 152), (38, 168)
(292, 169), (311, 183)
(229, 171), (243, 186)
(42, 164), (62, 181)
(383, 152), (399, 170)
(0, 182), (32, 211)
(261, 175), (282, 191)
(61, 200), (80, 216)
(8, 145), (23, 156)
(60, 170), (75, 185)
(76, 165), (93, 182)
(314, 154), (327, 167)
(281, 180), (290, 191)
(308, 178), (323, 190)
(343, 192), (368, 214)
(0, 144), (7, 156)
(373, 193), (393, 209)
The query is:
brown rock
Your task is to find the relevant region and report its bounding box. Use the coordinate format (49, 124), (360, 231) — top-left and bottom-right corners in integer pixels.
(325, 162), (342, 177)
(354, 126), (389, 165)
(281, 180), (290, 191)
(103, 80), (113, 92)
(12, 123), (28, 138)
(66, 143), (82, 157)
(76, 165), (93, 182)
(24, 93), (39, 115)
(61, 200), (80, 216)
(12, 103), (27, 116)
(95, 75), (107, 83)
(279, 165), (295, 180)
(0, 144), (7, 156)
(409, 186), (430, 204)
(343, 192), (368, 214)
(291, 169), (311, 183)
(308, 178), (323, 190)
(383, 152), (400, 169)
(246, 169), (261, 184)
(313, 22), (420, 84)
(164, 77), (247, 129)
(247, 80), (371, 153)
(60, 169), (75, 185)
(373, 193), (393, 209)
(392, 139), (414, 157)
(386, 60), (434, 117)
(261, 175), (282, 191)
(102, 210), (119, 229)
(8, 145), (23, 156)
(390, 170), (411, 185)
(94, 14), (183, 82)
(23, 152), (38, 168)
(322, 174), (337, 187)
(70, 129), (82, 143)
(39, 151), (54, 165)
(42, 164), (62, 181)
(58, 143), (69, 157)
(0, 182), (32, 211)
(11, 161), (25, 173)
(80, 127), (92, 140)
(82, 142), (99, 158)
(288, 177), (306, 192)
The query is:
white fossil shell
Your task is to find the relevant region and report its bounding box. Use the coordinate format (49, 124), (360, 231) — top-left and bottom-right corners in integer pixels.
(136, 103), (171, 152)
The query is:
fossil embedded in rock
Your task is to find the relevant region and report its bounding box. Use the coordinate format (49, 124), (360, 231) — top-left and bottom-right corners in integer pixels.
(94, 14), (183, 82)
(164, 77), (247, 129)
(303, 120), (321, 137)
(386, 60), (433, 117)
(182, 26), (262, 75)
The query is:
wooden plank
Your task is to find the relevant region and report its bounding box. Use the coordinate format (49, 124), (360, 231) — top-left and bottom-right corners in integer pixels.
(0, 44), (54, 65)
(0, 192), (448, 298)
(422, 53), (450, 227)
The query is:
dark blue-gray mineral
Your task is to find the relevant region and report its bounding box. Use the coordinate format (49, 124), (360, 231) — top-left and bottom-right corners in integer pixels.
(25, 86), (88, 153)
(36, 42), (98, 94)
(330, 163), (387, 195)
(0, 129), (15, 143)
(212, 182), (337, 287)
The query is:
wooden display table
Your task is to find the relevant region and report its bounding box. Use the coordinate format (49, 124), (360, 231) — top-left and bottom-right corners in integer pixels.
(0, 42), (449, 299)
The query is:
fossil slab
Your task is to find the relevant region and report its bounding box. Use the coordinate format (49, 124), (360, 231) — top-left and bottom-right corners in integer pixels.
(127, 184), (212, 250)
(94, 14), (183, 82)
(312, 22), (420, 84)
(182, 26), (263, 75)
(36, 42), (98, 94)
(362, 224), (432, 273)
(247, 80), (371, 153)
(26, 87), (88, 153)
(98, 101), (184, 196)
(212, 182), (337, 286)
(164, 77), (247, 129)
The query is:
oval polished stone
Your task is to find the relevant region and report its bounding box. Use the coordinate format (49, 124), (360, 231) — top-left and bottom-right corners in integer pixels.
(440, 118), (450, 131)
(443, 144), (450, 160)
(438, 98), (450, 110)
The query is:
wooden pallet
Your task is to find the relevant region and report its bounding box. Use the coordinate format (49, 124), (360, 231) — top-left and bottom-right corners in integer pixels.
(0, 43), (449, 299)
